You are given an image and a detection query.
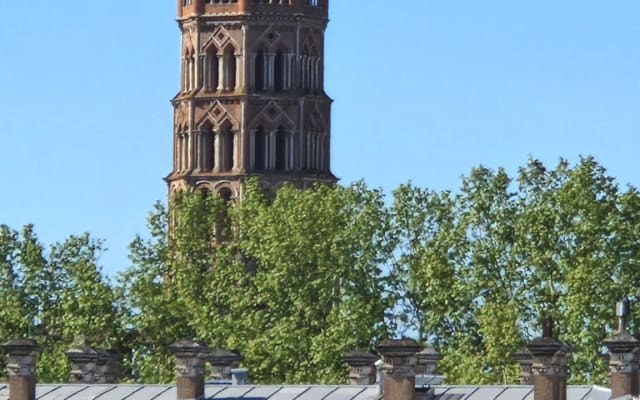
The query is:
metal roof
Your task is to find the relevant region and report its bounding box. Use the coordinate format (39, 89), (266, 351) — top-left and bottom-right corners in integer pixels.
(0, 384), (612, 400)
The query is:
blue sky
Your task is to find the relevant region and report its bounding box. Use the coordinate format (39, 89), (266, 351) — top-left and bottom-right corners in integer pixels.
(1, 1), (639, 276)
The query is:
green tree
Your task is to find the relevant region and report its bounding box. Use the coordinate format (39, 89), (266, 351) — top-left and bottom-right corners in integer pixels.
(121, 180), (395, 383)
(0, 225), (118, 382)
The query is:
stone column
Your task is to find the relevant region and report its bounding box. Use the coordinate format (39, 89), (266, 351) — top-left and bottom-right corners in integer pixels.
(169, 339), (210, 400)
(514, 349), (534, 385)
(603, 298), (640, 398)
(2, 339), (42, 400)
(217, 55), (225, 92)
(342, 351), (378, 385)
(235, 54), (242, 91)
(207, 349), (243, 382)
(66, 342), (98, 383)
(526, 321), (572, 400)
(377, 339), (422, 400)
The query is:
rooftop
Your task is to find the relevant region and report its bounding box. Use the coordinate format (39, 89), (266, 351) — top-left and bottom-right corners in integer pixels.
(0, 384), (612, 400)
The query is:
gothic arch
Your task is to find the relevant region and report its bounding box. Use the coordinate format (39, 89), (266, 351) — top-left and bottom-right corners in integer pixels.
(196, 101), (240, 132)
(249, 101), (296, 132)
(218, 120), (235, 172)
(197, 120), (215, 171)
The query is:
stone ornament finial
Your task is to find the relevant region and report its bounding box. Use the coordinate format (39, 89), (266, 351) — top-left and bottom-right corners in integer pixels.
(2, 339), (42, 377)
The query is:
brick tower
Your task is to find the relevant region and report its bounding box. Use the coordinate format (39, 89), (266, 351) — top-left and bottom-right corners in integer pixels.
(166, 0), (336, 200)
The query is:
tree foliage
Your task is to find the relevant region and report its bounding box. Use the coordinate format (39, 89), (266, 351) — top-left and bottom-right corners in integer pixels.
(0, 225), (118, 382)
(3, 157), (640, 385)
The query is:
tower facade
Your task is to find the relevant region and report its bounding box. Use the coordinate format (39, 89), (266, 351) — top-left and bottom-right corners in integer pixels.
(166, 0), (335, 199)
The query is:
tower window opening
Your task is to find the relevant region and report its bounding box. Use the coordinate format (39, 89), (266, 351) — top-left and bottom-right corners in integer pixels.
(274, 50), (285, 92)
(220, 127), (235, 172)
(275, 127), (287, 171)
(218, 187), (233, 202)
(255, 50), (265, 92)
(206, 47), (219, 91)
(224, 47), (237, 91)
(254, 126), (267, 171)
(199, 123), (215, 171)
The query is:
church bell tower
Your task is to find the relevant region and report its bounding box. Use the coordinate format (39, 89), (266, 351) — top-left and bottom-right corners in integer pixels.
(166, 0), (335, 199)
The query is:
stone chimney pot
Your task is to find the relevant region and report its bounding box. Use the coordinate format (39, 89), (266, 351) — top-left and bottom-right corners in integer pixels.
(2, 339), (42, 400)
(604, 299), (640, 398)
(66, 342), (99, 383)
(169, 339), (210, 400)
(514, 348), (534, 385)
(343, 351), (379, 385)
(377, 339), (422, 400)
(415, 346), (443, 376)
(526, 332), (573, 400)
(206, 348), (243, 382)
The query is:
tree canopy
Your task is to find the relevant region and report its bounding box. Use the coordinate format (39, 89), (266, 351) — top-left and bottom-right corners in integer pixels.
(2, 156), (640, 385)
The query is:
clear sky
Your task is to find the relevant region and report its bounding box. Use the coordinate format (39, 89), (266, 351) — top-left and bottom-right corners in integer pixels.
(1, 1), (639, 276)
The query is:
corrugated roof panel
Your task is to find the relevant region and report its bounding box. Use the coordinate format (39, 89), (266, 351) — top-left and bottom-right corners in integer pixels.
(467, 386), (508, 400)
(210, 385), (254, 398)
(90, 384), (145, 400)
(296, 386), (340, 400)
(267, 386), (311, 400)
(204, 385), (229, 399)
(240, 385), (283, 398)
(568, 386), (595, 400)
(39, 385), (88, 400)
(36, 384), (62, 398)
(64, 385), (117, 400)
(584, 386), (613, 400)
(323, 386), (370, 400)
(437, 385), (481, 400)
(123, 385), (171, 400)
(495, 386), (532, 400)
(354, 387), (380, 400)
(153, 387), (177, 400)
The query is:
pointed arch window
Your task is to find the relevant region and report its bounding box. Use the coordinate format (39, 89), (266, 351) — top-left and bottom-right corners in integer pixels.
(224, 46), (237, 91)
(198, 122), (215, 171)
(255, 49), (265, 92)
(254, 126), (267, 171)
(274, 50), (285, 92)
(220, 126), (235, 172)
(205, 46), (219, 91)
(274, 126), (287, 171)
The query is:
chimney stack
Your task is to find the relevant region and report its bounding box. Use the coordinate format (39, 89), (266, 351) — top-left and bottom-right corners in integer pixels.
(343, 351), (378, 385)
(377, 339), (422, 400)
(95, 349), (122, 384)
(169, 339), (210, 400)
(603, 298), (639, 398)
(514, 349), (534, 385)
(2, 339), (42, 400)
(206, 348), (243, 382)
(66, 340), (98, 383)
(415, 346), (443, 376)
(526, 319), (573, 400)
